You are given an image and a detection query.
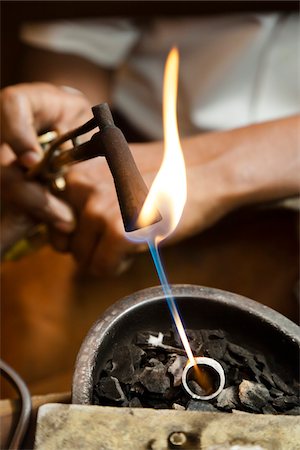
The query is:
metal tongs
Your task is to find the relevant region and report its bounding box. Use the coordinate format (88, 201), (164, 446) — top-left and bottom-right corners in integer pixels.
(28, 103), (157, 232)
(2, 103), (160, 260)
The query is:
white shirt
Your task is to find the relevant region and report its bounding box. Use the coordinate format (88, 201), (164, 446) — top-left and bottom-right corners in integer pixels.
(21, 15), (299, 140)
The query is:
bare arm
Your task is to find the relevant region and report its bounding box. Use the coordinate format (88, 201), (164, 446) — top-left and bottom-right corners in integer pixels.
(57, 115), (299, 274)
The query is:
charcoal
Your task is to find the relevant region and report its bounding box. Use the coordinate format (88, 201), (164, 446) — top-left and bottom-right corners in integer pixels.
(226, 366), (242, 385)
(92, 327), (299, 415)
(238, 380), (271, 412)
(96, 376), (126, 402)
(272, 373), (297, 396)
(246, 360), (263, 382)
(285, 406), (300, 415)
(204, 339), (227, 360)
(216, 386), (240, 411)
(139, 361), (170, 394)
(227, 343), (253, 361)
(129, 397), (142, 408)
(223, 352), (243, 368)
(104, 359), (113, 372)
(157, 352), (167, 363)
(187, 400), (218, 412)
(259, 368), (276, 389)
(262, 404), (278, 414)
(200, 329), (225, 341)
(110, 344), (144, 384)
(163, 385), (182, 401)
(272, 395), (299, 410)
(162, 330), (176, 346)
(167, 354), (188, 387)
(129, 382), (145, 396)
(269, 387), (285, 398)
(254, 352), (268, 368)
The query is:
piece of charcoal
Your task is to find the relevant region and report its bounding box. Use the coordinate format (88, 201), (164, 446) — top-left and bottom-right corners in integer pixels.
(227, 343), (253, 361)
(187, 400), (218, 412)
(157, 352), (167, 363)
(139, 361), (170, 394)
(200, 329), (225, 342)
(96, 376), (126, 402)
(272, 395), (299, 410)
(129, 382), (145, 396)
(254, 353), (268, 371)
(259, 367), (276, 389)
(269, 387), (285, 398)
(262, 404), (278, 415)
(226, 366), (242, 385)
(110, 344), (144, 384)
(215, 386), (240, 411)
(246, 359), (263, 382)
(163, 385), (182, 402)
(129, 397), (142, 408)
(204, 339), (227, 360)
(104, 359), (113, 372)
(167, 354), (188, 387)
(223, 351), (243, 368)
(238, 380), (271, 412)
(284, 406), (300, 415)
(272, 373), (297, 396)
(162, 330), (176, 346)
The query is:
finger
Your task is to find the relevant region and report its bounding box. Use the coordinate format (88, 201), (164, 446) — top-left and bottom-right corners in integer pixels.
(69, 199), (106, 269)
(2, 165), (75, 232)
(1, 83), (90, 167)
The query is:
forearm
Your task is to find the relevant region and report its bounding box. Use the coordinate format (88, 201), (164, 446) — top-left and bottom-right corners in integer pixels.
(131, 115), (299, 242)
(185, 115), (300, 210)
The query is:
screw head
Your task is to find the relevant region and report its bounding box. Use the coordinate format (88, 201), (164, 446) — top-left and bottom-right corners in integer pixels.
(169, 431), (187, 447)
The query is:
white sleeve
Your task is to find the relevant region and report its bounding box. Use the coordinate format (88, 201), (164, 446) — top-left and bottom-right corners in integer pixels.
(20, 19), (141, 68)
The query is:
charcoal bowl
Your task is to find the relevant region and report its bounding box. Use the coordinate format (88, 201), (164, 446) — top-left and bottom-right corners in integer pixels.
(72, 284), (300, 405)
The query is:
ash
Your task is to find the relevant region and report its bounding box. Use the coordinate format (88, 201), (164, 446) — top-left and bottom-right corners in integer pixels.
(93, 329), (300, 414)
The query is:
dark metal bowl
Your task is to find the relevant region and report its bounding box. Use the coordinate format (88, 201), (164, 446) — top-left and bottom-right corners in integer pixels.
(72, 284), (300, 404)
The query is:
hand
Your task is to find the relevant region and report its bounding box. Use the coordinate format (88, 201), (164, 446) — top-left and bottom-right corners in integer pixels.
(0, 82), (91, 254)
(1, 82), (91, 167)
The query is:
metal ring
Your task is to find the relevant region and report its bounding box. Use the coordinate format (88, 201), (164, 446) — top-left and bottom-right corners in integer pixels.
(182, 356), (225, 401)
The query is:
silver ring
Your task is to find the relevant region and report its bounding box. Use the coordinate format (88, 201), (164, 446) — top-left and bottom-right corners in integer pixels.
(182, 356), (225, 400)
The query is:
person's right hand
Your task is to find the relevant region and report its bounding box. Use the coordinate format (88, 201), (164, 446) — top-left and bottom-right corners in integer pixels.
(1, 82), (91, 167)
(0, 82), (91, 255)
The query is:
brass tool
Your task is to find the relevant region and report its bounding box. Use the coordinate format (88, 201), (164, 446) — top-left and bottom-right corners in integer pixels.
(1, 103), (161, 260)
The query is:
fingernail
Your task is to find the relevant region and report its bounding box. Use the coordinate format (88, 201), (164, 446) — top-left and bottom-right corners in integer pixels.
(20, 151), (43, 168)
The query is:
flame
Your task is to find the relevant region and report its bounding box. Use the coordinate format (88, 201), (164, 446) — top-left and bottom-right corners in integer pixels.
(127, 48), (212, 393)
(132, 47), (187, 243)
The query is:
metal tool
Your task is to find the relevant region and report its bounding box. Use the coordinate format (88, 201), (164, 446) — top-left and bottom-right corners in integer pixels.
(2, 103), (161, 260)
